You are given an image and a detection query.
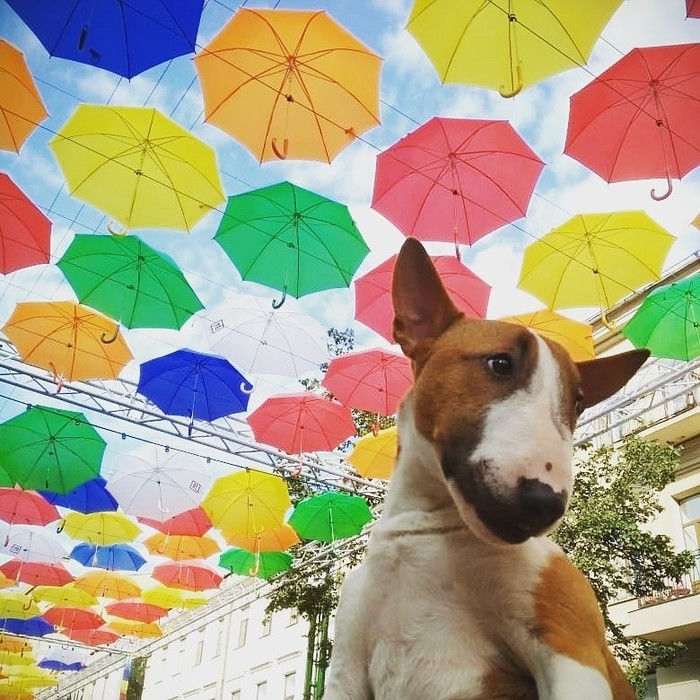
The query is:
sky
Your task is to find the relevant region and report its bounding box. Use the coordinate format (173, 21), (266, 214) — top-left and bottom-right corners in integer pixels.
(0, 0), (699, 474)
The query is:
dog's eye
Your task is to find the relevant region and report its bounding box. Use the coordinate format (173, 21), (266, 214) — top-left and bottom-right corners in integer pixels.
(575, 390), (585, 415)
(486, 354), (513, 376)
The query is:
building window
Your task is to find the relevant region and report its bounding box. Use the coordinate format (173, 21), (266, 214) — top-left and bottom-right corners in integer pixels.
(231, 692), (241, 700)
(237, 617), (248, 648)
(261, 615), (272, 637)
(679, 493), (700, 587)
(214, 622), (223, 657)
(284, 671), (296, 700)
(256, 681), (267, 700)
(195, 638), (204, 666)
(288, 609), (299, 626)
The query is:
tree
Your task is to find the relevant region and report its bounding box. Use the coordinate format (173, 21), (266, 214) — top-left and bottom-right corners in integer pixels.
(552, 437), (695, 697)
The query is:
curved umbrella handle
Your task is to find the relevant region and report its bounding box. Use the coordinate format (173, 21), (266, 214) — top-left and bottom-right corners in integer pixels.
(56, 519), (65, 534)
(499, 61), (523, 98)
(100, 325), (120, 344)
(651, 173), (673, 201)
(240, 381), (254, 395)
(601, 309), (617, 332)
(271, 137), (289, 160)
(272, 285), (287, 309)
(107, 221), (128, 236)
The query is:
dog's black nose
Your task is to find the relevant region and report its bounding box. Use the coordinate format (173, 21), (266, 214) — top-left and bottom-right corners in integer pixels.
(516, 477), (567, 532)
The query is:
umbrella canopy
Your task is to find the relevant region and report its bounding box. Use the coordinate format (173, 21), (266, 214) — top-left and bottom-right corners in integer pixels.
(43, 606), (105, 631)
(194, 8), (381, 162)
(48, 105), (225, 232)
(61, 511), (141, 546)
(32, 584), (97, 610)
(219, 548), (292, 580)
(622, 274), (700, 361)
(0, 560), (73, 587)
(288, 491), (373, 543)
(518, 211), (676, 313)
(0, 405), (106, 494)
(0, 173), (51, 274)
(247, 393), (356, 454)
(372, 117), (544, 251)
(151, 560), (223, 592)
(346, 426), (398, 480)
(106, 619), (162, 638)
(137, 506), (212, 537)
(104, 599), (168, 624)
(323, 348), (412, 416)
(141, 585), (208, 611)
(73, 570), (141, 600)
(144, 532), (220, 562)
(0, 635), (32, 654)
(137, 349), (254, 422)
(215, 181), (369, 306)
(0, 39), (47, 152)
(38, 659), (85, 672)
(202, 470), (292, 535)
(66, 626), (120, 646)
(222, 523), (300, 553)
(0, 616), (53, 638)
(108, 450), (212, 523)
(0, 663), (57, 687)
(565, 43), (700, 200)
(198, 297), (330, 378)
(498, 310), (595, 361)
(406, 0), (622, 95)
(57, 233), (204, 330)
(0, 651), (36, 666)
(689, 0), (700, 19)
(0, 525), (68, 564)
(354, 252), (491, 343)
(0, 593), (40, 621)
(5, 0), (204, 79)
(0, 488), (59, 526)
(2, 300), (133, 383)
(69, 543), (147, 572)
(40, 476), (118, 514)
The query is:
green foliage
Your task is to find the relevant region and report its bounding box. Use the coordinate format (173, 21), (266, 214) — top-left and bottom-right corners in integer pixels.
(125, 656), (148, 700)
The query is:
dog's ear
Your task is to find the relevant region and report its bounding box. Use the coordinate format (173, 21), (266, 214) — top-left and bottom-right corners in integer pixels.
(392, 238), (462, 358)
(577, 349), (649, 409)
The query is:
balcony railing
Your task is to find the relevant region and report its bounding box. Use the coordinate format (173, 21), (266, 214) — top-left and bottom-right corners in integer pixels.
(638, 550), (700, 609)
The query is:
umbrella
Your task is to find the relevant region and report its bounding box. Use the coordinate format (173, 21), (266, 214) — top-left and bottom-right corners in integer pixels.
(214, 181), (369, 307)
(141, 585), (208, 611)
(219, 548), (292, 580)
(622, 274), (700, 361)
(346, 426), (398, 480)
(0, 651), (36, 666)
(0, 664), (57, 687)
(48, 105), (225, 233)
(0, 405), (106, 494)
(0, 560), (73, 587)
(518, 211), (676, 317)
(0, 635), (32, 654)
(222, 523), (300, 553)
(498, 310), (595, 361)
(0, 488), (59, 526)
(0, 616), (53, 638)
(73, 570), (141, 600)
(108, 449), (212, 522)
(202, 470), (292, 535)
(105, 599), (168, 624)
(0, 467), (12, 489)
(198, 297), (330, 378)
(247, 393), (356, 454)
(61, 511), (141, 546)
(106, 619), (162, 638)
(0, 173), (51, 274)
(323, 348), (413, 416)
(689, 1), (700, 19)
(5, 0), (204, 79)
(69, 543), (146, 572)
(57, 233), (204, 331)
(137, 349), (254, 423)
(193, 8), (381, 162)
(137, 506), (212, 538)
(43, 606), (104, 631)
(32, 584), (98, 609)
(151, 560), (223, 592)
(38, 658), (85, 672)
(372, 117), (543, 252)
(66, 626), (120, 646)
(0, 39), (47, 152)
(144, 533), (220, 562)
(354, 252), (491, 343)
(0, 593), (40, 621)
(2, 300), (133, 383)
(0, 525), (68, 564)
(565, 43), (700, 200)
(406, 0), (622, 95)
(288, 491), (373, 543)
(40, 476), (118, 514)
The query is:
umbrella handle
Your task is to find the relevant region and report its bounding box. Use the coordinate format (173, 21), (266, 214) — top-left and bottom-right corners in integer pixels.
(271, 137), (289, 159)
(601, 309), (617, 332)
(272, 285), (287, 309)
(650, 174), (673, 201)
(100, 326), (120, 344)
(240, 381), (254, 395)
(499, 63), (523, 98)
(107, 221), (128, 236)
(79, 24), (89, 50)
(56, 520), (65, 534)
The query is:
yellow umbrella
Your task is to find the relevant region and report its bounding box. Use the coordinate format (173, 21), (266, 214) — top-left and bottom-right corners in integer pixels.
(0, 573), (14, 590)
(143, 533), (220, 562)
(2, 300), (133, 383)
(407, 0), (622, 96)
(141, 585), (208, 611)
(0, 665), (57, 687)
(61, 511), (141, 545)
(518, 211), (675, 320)
(346, 426), (397, 480)
(0, 652), (35, 667)
(0, 636), (32, 655)
(202, 470), (292, 535)
(73, 570), (141, 601)
(0, 592), (40, 621)
(48, 105), (225, 233)
(498, 310), (594, 361)
(106, 619), (162, 638)
(194, 8), (381, 163)
(31, 584), (98, 609)
(222, 523), (300, 552)
(0, 39), (48, 152)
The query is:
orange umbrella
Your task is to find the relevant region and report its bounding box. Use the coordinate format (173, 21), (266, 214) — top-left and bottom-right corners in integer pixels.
(2, 301), (133, 383)
(0, 39), (48, 152)
(194, 8), (381, 162)
(346, 426), (398, 480)
(222, 523), (300, 552)
(0, 635), (32, 654)
(73, 570), (141, 600)
(143, 532), (220, 561)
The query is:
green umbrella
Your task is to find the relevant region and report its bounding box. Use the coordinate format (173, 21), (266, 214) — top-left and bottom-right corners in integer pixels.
(288, 491), (373, 543)
(57, 233), (203, 330)
(0, 405), (106, 494)
(214, 181), (370, 307)
(622, 273), (699, 361)
(219, 548), (292, 580)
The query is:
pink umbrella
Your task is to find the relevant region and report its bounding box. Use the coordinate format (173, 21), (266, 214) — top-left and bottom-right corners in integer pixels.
(0, 488), (60, 526)
(67, 625), (121, 646)
(138, 506), (212, 537)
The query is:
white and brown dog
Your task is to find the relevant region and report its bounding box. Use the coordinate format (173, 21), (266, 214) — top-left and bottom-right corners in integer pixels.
(324, 239), (648, 700)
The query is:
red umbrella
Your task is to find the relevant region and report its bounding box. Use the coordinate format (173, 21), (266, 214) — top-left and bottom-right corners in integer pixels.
(687, 1), (700, 19)
(354, 253), (490, 343)
(66, 626), (120, 646)
(322, 349), (412, 416)
(0, 488), (60, 526)
(0, 174), (51, 274)
(0, 560), (73, 587)
(247, 393), (356, 454)
(105, 599), (169, 623)
(137, 506), (212, 537)
(151, 560), (223, 592)
(43, 606), (105, 630)
(371, 117), (544, 253)
(565, 43), (700, 200)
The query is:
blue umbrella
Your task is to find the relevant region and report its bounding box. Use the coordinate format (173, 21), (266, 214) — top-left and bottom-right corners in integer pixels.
(5, 0), (204, 79)
(0, 615), (54, 637)
(38, 659), (86, 672)
(40, 476), (119, 514)
(70, 542), (146, 572)
(137, 349), (254, 422)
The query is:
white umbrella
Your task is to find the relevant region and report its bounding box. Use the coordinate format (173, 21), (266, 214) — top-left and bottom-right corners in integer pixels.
(0, 524), (68, 564)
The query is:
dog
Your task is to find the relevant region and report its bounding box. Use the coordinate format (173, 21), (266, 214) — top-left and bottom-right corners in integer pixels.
(323, 238), (648, 700)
